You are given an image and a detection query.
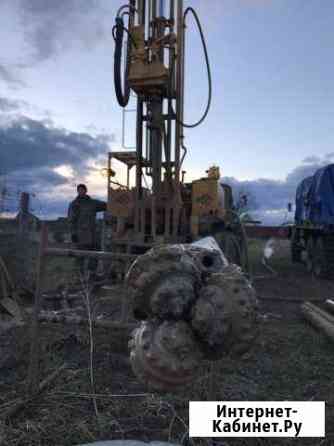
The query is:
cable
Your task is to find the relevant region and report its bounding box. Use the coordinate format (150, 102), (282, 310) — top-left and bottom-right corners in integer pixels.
(113, 17), (132, 107)
(177, 7), (212, 129)
(112, 22), (137, 49)
(116, 4), (130, 17)
(116, 4), (137, 19)
(113, 2), (138, 107)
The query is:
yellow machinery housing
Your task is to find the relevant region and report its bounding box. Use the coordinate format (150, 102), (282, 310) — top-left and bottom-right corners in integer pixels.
(105, 152), (247, 268)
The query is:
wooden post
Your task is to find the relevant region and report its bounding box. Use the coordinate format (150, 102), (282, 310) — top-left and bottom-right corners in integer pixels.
(27, 222), (48, 396)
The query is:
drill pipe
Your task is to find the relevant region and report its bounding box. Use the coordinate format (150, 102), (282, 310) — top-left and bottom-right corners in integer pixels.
(325, 299), (334, 315)
(302, 302), (334, 343)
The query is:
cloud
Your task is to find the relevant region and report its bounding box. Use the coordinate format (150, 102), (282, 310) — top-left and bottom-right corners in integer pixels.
(325, 152), (334, 160)
(0, 115), (111, 174)
(0, 65), (25, 88)
(0, 113), (113, 213)
(302, 156), (321, 164)
(9, 166), (69, 189)
(223, 155), (333, 224)
(0, 111), (331, 224)
(223, 176), (293, 212)
(17, 0), (107, 63)
(0, 97), (28, 112)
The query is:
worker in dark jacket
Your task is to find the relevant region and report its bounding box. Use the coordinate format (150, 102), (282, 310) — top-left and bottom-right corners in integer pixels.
(68, 184), (107, 277)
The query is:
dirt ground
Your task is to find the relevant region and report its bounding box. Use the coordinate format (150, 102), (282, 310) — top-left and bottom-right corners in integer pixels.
(0, 239), (333, 446)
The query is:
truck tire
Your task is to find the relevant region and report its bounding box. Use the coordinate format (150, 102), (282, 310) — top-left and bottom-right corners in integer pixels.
(313, 237), (328, 278)
(291, 246), (302, 263)
(305, 237), (314, 273)
(291, 228), (302, 262)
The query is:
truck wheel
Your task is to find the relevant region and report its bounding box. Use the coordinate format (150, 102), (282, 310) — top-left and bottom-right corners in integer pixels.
(214, 231), (241, 266)
(291, 228), (302, 262)
(313, 237), (328, 278)
(305, 238), (314, 273)
(291, 245), (302, 263)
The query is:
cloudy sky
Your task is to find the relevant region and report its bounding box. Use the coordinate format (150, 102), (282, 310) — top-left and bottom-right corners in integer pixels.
(0, 0), (333, 223)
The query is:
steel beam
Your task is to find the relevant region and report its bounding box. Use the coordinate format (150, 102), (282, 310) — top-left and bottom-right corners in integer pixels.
(45, 247), (137, 261)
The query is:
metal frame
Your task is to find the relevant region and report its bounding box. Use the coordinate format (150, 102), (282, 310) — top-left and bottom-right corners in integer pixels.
(27, 223), (136, 397)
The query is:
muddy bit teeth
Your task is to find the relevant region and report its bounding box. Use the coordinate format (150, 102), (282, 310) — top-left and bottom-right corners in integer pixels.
(126, 244), (259, 391)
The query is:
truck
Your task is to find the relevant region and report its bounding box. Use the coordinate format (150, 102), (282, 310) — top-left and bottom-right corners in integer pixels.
(291, 163), (334, 277)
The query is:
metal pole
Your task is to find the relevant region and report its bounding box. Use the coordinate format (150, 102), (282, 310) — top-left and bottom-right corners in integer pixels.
(175, 0), (184, 184)
(152, 0), (157, 21)
(107, 153), (112, 205)
(302, 302), (334, 343)
(135, 100), (144, 234)
(134, 0), (146, 236)
(147, 0), (164, 239)
(172, 0), (184, 237)
(45, 247), (136, 261)
(150, 99), (163, 195)
(325, 299), (334, 314)
(148, 0), (152, 31)
(159, 0), (165, 16)
(167, 0), (175, 182)
(140, 0), (146, 25)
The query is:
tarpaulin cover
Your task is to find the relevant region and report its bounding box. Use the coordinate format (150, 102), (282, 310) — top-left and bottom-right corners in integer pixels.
(295, 176), (313, 223)
(295, 164), (334, 225)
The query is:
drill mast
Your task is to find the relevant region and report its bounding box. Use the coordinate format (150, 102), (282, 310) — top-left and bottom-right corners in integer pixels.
(113, 0), (185, 241)
(109, 0), (249, 271)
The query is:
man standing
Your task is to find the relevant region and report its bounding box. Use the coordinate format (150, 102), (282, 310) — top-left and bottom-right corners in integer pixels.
(68, 184), (107, 277)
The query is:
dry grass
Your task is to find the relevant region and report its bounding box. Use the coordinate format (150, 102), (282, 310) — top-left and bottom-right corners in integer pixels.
(0, 239), (333, 445)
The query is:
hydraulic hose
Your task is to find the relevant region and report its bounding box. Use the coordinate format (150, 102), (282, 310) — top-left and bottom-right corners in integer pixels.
(178, 7), (212, 128)
(113, 16), (131, 107)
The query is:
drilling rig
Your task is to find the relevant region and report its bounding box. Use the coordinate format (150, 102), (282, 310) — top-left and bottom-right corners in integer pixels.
(99, 1), (258, 391)
(105, 0), (248, 272)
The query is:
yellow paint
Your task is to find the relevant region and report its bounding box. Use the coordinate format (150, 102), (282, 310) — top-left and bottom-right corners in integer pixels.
(191, 177), (220, 217)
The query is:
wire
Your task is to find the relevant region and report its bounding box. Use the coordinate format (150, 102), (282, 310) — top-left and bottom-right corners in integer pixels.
(177, 7), (212, 129)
